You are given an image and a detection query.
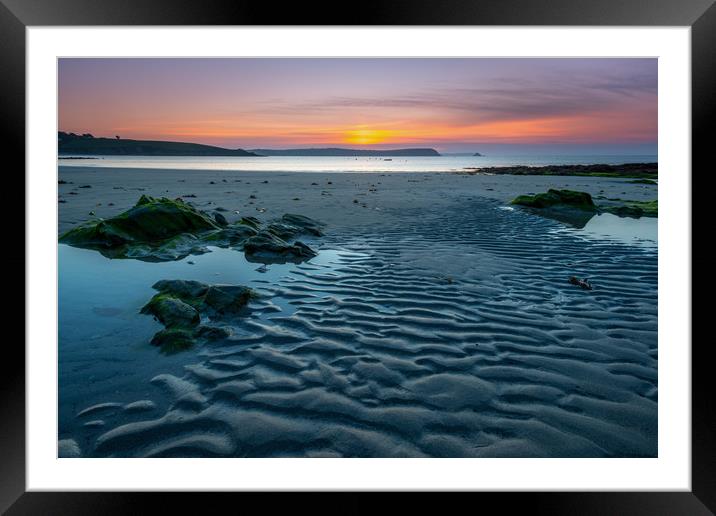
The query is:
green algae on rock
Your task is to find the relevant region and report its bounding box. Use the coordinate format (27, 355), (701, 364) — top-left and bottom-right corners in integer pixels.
(59, 195), (221, 261)
(602, 199), (658, 218)
(244, 231), (318, 263)
(511, 189), (657, 226)
(141, 279), (255, 353)
(149, 328), (197, 353)
(510, 189), (597, 228)
(60, 195), (219, 246)
(59, 195), (324, 263)
(140, 295), (200, 329)
(511, 189), (597, 211)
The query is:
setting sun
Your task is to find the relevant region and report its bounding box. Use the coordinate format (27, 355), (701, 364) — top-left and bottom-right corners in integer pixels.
(342, 128), (394, 145)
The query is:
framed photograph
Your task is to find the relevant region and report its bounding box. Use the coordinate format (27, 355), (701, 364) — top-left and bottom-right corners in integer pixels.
(5, 0), (713, 512)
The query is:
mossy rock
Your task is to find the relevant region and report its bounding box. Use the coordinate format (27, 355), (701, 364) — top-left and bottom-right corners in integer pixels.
(243, 231), (318, 264)
(196, 325), (233, 341)
(203, 285), (253, 314)
(141, 279), (255, 353)
(203, 225), (258, 247)
(266, 222), (301, 240)
(601, 199), (657, 218)
(59, 196), (219, 249)
(140, 294), (200, 329)
(148, 278), (254, 314)
(150, 328), (196, 353)
(238, 216), (262, 229)
(511, 189), (596, 211)
(152, 279), (210, 302)
(281, 214), (325, 236)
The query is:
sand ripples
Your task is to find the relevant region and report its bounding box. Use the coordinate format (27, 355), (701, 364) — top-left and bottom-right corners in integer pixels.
(76, 200), (657, 457)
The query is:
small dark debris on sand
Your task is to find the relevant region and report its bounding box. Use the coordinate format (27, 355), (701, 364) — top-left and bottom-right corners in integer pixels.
(568, 276), (592, 290)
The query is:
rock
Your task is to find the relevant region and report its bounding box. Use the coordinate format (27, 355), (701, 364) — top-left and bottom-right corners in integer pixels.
(59, 195), (219, 249)
(213, 212), (228, 226)
(153, 279), (209, 299)
(141, 295), (200, 329)
(510, 189), (598, 227)
(238, 216), (261, 229)
(281, 213), (325, 236)
(203, 285), (252, 314)
(568, 276), (592, 290)
(204, 224), (258, 247)
(196, 325), (233, 340)
(266, 222), (301, 239)
(243, 231), (317, 263)
(150, 328), (196, 353)
(141, 279), (254, 352)
(511, 189), (596, 210)
(602, 200), (657, 218)
(607, 205), (644, 218)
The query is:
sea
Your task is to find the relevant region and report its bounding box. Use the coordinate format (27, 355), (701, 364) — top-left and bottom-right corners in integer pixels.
(58, 154), (657, 173)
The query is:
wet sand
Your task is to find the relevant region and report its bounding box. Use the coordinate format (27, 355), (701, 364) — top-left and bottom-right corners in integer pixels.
(58, 166), (658, 458)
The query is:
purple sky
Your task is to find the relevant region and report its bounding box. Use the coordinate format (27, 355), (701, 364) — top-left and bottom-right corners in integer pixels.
(59, 58), (657, 154)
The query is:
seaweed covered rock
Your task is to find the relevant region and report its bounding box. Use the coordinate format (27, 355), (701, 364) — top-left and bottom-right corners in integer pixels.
(140, 295), (200, 329)
(213, 212), (229, 226)
(196, 324), (233, 340)
(266, 222), (301, 240)
(243, 231), (317, 263)
(150, 328), (196, 353)
(59, 196), (326, 263)
(203, 224), (258, 247)
(204, 285), (253, 314)
(140, 279), (255, 353)
(602, 199), (657, 218)
(280, 214), (325, 236)
(153, 279), (209, 300)
(148, 279), (252, 314)
(59, 196), (222, 261)
(238, 216), (262, 229)
(510, 189), (597, 228)
(511, 189), (596, 210)
(60, 195), (219, 248)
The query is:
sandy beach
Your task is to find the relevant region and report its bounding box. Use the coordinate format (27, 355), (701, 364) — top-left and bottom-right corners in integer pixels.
(58, 166), (657, 235)
(58, 166), (658, 458)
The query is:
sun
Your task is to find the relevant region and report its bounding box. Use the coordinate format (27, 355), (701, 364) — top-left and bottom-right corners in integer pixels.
(342, 128), (393, 145)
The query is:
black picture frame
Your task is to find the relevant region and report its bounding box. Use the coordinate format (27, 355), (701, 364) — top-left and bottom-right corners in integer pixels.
(3, 0), (713, 513)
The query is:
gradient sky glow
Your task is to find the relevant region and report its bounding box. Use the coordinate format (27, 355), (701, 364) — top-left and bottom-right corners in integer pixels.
(58, 58), (658, 153)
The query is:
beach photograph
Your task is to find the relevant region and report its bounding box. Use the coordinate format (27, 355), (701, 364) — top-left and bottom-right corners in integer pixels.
(57, 57), (658, 458)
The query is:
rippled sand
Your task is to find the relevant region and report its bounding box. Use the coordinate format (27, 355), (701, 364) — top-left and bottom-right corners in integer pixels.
(58, 168), (657, 457)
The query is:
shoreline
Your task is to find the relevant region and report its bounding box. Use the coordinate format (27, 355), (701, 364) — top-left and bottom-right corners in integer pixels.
(58, 166), (658, 236)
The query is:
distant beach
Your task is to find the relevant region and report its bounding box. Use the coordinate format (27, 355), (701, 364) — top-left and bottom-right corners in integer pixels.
(56, 154), (658, 174)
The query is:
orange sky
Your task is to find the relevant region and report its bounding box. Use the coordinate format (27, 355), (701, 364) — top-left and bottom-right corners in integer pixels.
(59, 58), (658, 152)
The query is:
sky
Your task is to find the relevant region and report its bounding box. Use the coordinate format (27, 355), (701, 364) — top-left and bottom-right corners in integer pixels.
(58, 58), (657, 154)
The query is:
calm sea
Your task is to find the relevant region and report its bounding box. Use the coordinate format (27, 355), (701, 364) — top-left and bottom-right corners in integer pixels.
(57, 154), (657, 173)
